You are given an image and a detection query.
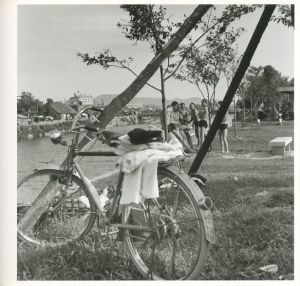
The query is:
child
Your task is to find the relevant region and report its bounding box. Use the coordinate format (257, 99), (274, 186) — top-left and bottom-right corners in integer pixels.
(257, 102), (265, 125)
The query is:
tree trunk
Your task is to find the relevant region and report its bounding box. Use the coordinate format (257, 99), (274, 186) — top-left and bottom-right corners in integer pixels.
(160, 65), (168, 140)
(57, 5), (212, 166)
(189, 5), (276, 175)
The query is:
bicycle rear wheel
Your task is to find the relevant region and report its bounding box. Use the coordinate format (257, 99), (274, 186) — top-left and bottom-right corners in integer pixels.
(122, 166), (209, 280)
(17, 169), (97, 247)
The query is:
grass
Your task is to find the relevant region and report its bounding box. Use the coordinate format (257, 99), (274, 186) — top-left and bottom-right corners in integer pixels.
(17, 121), (294, 280)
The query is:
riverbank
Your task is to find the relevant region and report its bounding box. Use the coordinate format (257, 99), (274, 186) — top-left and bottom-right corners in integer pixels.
(17, 121), (74, 141)
(17, 116), (142, 141)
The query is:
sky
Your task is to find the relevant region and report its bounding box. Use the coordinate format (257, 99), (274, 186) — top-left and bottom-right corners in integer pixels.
(17, 4), (294, 103)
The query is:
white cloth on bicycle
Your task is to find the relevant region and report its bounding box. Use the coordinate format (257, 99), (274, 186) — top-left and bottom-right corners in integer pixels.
(120, 157), (159, 205)
(117, 136), (184, 205)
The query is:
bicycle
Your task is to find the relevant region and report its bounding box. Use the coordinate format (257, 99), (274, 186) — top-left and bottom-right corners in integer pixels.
(17, 106), (215, 280)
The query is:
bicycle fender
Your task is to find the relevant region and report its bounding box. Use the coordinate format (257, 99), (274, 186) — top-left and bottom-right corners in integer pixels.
(166, 166), (216, 244)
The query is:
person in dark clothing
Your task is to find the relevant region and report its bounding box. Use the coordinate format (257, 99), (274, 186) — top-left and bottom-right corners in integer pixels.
(217, 101), (229, 154)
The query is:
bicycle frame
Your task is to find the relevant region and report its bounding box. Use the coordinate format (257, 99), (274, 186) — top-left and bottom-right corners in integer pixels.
(60, 106), (154, 233)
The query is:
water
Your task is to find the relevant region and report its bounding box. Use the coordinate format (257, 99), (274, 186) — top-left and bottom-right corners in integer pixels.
(17, 133), (119, 181)
(17, 123), (160, 180)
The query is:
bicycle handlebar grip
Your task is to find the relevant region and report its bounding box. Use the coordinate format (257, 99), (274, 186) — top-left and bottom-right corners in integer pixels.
(84, 125), (99, 132)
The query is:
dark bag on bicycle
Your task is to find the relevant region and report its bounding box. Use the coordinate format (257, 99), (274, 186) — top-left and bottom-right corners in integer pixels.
(128, 128), (164, 145)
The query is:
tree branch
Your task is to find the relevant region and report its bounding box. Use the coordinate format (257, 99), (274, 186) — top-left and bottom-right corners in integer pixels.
(164, 17), (223, 81)
(116, 59), (162, 92)
(60, 5), (212, 169)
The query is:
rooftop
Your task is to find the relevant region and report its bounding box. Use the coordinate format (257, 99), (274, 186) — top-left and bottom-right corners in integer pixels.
(51, 102), (77, 114)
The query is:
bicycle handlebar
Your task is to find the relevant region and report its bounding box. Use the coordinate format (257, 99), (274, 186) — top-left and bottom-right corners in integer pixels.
(71, 105), (103, 131)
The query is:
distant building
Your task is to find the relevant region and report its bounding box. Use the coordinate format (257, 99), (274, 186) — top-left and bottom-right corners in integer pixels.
(79, 94), (93, 106)
(66, 92), (94, 108)
(277, 86), (294, 120)
(277, 86), (294, 106)
(51, 102), (77, 120)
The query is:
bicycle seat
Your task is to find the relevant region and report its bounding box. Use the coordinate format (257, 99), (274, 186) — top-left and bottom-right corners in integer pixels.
(102, 130), (124, 146)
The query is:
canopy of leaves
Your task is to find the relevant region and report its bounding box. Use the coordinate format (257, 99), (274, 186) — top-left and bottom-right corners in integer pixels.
(17, 92), (36, 114)
(164, 4), (260, 80)
(271, 5), (294, 27)
(77, 50), (133, 70)
(118, 5), (177, 53)
(17, 92), (56, 117)
(239, 65), (292, 109)
(176, 27), (243, 95)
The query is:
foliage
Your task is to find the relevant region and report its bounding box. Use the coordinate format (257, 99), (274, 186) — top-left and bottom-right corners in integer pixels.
(239, 65), (291, 110)
(176, 27), (243, 115)
(270, 5), (294, 27)
(216, 4), (262, 33)
(17, 91), (36, 114)
(118, 5), (176, 53)
(17, 92), (56, 118)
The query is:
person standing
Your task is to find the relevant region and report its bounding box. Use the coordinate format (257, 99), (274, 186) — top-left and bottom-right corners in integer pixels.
(179, 102), (193, 148)
(189, 103), (201, 148)
(217, 101), (229, 154)
(198, 99), (209, 147)
(257, 102), (265, 125)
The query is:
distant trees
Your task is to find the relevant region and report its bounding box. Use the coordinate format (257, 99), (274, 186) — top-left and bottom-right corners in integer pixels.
(237, 65), (292, 121)
(17, 92), (56, 118)
(17, 91), (36, 115)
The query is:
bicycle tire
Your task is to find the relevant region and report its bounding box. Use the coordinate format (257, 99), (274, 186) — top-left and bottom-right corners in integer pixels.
(17, 169), (97, 247)
(122, 166), (209, 280)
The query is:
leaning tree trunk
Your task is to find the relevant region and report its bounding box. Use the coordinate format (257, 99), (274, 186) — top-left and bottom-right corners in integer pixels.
(60, 4), (212, 165)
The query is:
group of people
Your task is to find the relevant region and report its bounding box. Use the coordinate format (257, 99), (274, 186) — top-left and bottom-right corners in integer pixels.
(164, 99), (229, 154)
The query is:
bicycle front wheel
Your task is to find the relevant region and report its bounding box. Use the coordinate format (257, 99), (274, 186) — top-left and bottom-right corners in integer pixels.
(17, 169), (97, 247)
(122, 166), (209, 280)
